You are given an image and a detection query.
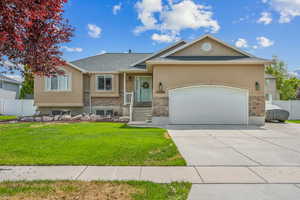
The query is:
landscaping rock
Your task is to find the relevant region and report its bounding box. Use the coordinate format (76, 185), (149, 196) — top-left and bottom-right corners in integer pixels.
(89, 114), (98, 121)
(120, 116), (130, 121)
(53, 115), (61, 121)
(20, 116), (34, 122)
(61, 115), (72, 121)
(71, 114), (82, 121)
(42, 116), (53, 122)
(34, 117), (42, 122)
(81, 115), (90, 121)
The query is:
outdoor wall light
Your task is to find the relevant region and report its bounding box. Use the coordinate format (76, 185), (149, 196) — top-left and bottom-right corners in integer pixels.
(159, 82), (164, 92)
(255, 81), (260, 91)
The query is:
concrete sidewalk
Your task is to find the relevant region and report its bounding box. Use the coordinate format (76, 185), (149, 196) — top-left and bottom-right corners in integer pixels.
(2, 166), (300, 184)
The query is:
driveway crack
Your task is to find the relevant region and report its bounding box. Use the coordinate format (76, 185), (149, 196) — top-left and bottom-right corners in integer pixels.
(213, 136), (263, 166)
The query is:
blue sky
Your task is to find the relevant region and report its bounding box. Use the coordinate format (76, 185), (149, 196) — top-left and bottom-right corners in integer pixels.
(61, 0), (300, 72)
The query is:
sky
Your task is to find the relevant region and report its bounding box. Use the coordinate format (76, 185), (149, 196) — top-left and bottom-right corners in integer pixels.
(5, 0), (300, 81)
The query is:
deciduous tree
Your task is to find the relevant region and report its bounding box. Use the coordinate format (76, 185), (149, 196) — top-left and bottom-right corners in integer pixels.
(0, 0), (73, 75)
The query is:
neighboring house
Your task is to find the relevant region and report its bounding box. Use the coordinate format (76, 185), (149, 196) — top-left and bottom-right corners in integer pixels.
(34, 34), (272, 125)
(265, 74), (279, 101)
(0, 74), (21, 99)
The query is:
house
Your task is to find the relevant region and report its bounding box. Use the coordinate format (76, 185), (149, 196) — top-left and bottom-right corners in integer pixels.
(0, 74), (21, 99)
(34, 34), (273, 125)
(265, 74), (279, 101)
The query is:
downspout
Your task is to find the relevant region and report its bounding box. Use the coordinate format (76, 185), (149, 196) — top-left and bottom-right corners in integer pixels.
(89, 74), (92, 114)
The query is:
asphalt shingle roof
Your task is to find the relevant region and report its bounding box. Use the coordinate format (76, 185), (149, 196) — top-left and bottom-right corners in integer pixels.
(70, 53), (152, 72)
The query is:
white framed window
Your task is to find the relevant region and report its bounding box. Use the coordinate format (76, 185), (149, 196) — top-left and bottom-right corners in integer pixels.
(96, 75), (112, 91)
(45, 69), (71, 91)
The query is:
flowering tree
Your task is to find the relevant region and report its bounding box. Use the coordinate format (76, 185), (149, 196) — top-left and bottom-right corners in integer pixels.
(0, 0), (73, 76)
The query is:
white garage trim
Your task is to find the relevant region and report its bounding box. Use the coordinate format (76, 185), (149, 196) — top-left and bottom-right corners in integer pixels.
(168, 85), (249, 125)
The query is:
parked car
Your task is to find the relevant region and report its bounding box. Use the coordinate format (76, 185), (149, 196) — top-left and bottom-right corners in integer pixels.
(265, 103), (289, 122)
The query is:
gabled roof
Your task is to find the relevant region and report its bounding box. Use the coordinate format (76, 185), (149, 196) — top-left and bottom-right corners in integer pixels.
(70, 53), (152, 72)
(161, 34), (254, 58)
(0, 74), (22, 84)
(129, 40), (187, 67)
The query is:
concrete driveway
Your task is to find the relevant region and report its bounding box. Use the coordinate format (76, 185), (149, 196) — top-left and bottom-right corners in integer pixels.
(167, 123), (300, 200)
(168, 123), (300, 167)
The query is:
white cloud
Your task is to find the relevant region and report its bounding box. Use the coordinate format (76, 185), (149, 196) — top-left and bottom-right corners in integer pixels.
(262, 0), (300, 23)
(256, 36), (274, 47)
(134, 0), (220, 42)
(257, 12), (273, 24)
(113, 3), (122, 15)
(151, 33), (179, 43)
(160, 0), (220, 33)
(235, 38), (248, 48)
(61, 46), (83, 52)
(87, 24), (102, 38)
(135, 0), (162, 33)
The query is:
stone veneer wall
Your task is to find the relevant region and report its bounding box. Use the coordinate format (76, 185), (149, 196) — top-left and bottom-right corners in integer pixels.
(249, 96), (265, 116)
(91, 97), (123, 116)
(153, 96), (265, 117)
(152, 97), (169, 117)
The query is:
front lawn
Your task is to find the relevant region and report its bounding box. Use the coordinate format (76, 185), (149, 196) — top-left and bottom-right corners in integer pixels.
(288, 120), (300, 124)
(0, 122), (186, 166)
(0, 115), (17, 121)
(0, 180), (191, 200)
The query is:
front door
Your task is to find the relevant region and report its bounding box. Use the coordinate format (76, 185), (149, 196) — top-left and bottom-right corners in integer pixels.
(135, 76), (152, 103)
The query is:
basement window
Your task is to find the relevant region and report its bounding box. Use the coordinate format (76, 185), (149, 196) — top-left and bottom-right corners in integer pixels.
(51, 110), (71, 116)
(96, 109), (114, 117)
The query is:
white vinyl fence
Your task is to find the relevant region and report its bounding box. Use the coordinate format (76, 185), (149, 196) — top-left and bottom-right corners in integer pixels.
(0, 99), (36, 116)
(272, 100), (300, 120)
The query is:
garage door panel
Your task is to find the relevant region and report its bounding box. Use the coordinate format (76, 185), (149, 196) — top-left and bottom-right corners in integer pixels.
(169, 86), (248, 124)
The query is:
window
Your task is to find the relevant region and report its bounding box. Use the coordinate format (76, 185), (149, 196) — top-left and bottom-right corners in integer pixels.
(0, 80), (3, 88)
(265, 79), (270, 86)
(51, 110), (71, 116)
(45, 70), (70, 91)
(96, 109), (114, 117)
(96, 75), (112, 91)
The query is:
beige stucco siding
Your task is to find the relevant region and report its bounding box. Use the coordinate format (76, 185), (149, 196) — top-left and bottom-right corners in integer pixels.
(153, 64), (265, 97)
(172, 38), (245, 57)
(34, 65), (84, 107)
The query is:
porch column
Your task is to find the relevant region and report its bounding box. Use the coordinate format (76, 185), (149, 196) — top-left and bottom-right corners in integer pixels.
(123, 72), (126, 105)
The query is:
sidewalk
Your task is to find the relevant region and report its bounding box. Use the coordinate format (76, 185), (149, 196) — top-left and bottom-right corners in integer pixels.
(2, 166), (300, 184)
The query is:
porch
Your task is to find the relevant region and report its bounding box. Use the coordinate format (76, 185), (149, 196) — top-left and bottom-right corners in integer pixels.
(122, 72), (153, 122)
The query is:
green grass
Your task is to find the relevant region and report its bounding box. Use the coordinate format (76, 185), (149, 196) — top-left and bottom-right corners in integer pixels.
(0, 115), (17, 121)
(0, 122), (186, 166)
(288, 120), (300, 124)
(0, 180), (191, 200)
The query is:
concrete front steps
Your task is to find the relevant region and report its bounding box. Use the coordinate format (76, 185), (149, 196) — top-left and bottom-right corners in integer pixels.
(132, 107), (152, 122)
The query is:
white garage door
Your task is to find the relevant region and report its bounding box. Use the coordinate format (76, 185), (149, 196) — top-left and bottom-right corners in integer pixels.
(169, 85), (248, 124)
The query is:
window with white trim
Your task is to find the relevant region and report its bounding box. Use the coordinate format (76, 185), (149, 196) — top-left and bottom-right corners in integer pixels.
(45, 70), (70, 91)
(96, 75), (112, 91)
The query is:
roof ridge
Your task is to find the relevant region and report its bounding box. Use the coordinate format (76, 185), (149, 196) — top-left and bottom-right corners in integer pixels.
(70, 53), (152, 63)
